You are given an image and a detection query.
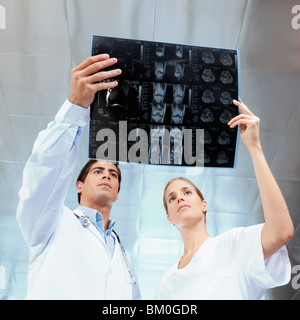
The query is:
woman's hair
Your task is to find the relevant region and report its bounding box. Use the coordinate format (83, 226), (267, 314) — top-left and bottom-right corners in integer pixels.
(76, 160), (121, 203)
(163, 177), (205, 215)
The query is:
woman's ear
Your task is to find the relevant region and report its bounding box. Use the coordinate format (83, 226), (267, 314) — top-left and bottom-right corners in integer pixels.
(167, 214), (174, 225)
(202, 200), (208, 214)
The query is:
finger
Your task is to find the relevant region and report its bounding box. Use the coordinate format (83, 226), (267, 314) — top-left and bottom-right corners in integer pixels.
(229, 118), (256, 129)
(233, 99), (254, 116)
(92, 80), (120, 91)
(227, 114), (253, 126)
(81, 57), (118, 77)
(73, 54), (110, 72)
(88, 68), (122, 84)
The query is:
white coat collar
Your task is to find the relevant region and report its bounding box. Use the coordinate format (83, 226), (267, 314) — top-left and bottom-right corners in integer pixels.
(73, 208), (112, 257)
(77, 205), (116, 234)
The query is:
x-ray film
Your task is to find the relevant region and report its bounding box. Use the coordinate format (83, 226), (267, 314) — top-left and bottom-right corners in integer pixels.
(89, 35), (240, 168)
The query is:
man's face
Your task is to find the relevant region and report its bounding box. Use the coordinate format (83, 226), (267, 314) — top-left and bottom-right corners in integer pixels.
(77, 161), (119, 206)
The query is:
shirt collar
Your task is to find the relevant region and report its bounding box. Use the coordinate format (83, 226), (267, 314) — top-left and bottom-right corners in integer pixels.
(78, 206), (116, 234)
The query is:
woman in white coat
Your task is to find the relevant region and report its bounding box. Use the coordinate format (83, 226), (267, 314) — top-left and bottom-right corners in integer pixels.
(17, 54), (140, 300)
(157, 99), (294, 300)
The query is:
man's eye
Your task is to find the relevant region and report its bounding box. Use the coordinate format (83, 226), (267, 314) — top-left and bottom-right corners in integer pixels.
(169, 197), (175, 203)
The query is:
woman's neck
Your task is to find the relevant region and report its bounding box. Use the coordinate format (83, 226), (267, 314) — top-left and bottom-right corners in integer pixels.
(180, 222), (210, 256)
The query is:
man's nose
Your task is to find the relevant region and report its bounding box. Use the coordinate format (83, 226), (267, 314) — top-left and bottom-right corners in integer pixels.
(101, 171), (111, 180)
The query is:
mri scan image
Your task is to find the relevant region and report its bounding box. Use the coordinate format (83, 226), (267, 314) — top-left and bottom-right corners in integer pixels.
(202, 68), (215, 83)
(89, 35), (240, 167)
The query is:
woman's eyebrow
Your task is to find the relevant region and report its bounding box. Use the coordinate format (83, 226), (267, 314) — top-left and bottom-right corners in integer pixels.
(181, 186), (192, 192)
(167, 191), (176, 199)
(167, 186), (192, 199)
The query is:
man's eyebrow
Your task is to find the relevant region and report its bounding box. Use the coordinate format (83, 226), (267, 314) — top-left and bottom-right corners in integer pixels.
(91, 166), (119, 176)
(90, 166), (105, 172)
(108, 168), (119, 176)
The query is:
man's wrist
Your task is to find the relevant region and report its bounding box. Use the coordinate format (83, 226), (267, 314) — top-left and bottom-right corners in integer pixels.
(55, 99), (90, 127)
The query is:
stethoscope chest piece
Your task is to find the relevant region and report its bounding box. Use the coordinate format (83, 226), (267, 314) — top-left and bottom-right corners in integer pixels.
(79, 215), (91, 228)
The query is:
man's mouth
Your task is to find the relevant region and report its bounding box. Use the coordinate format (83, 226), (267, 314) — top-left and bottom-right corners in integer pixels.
(98, 183), (112, 189)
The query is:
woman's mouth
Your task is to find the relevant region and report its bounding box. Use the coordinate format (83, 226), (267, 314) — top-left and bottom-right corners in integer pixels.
(177, 205), (190, 212)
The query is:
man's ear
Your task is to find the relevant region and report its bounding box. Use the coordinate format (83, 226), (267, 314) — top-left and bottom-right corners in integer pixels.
(76, 181), (83, 194)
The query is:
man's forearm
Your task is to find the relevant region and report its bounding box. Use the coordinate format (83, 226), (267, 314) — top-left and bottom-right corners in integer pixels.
(17, 100), (89, 246)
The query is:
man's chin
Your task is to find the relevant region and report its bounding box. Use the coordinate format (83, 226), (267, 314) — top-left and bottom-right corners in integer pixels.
(97, 194), (116, 206)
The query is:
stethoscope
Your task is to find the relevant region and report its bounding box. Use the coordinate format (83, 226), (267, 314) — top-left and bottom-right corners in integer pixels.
(74, 211), (138, 286)
(112, 230), (138, 286)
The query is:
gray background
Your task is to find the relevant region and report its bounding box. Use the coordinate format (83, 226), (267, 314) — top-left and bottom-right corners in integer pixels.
(0, 0), (299, 299)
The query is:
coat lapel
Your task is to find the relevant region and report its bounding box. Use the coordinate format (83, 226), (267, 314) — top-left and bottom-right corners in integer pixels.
(73, 209), (108, 250)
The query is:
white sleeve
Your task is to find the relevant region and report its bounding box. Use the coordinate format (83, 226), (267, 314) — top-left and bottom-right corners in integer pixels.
(230, 224), (291, 289)
(16, 100), (90, 250)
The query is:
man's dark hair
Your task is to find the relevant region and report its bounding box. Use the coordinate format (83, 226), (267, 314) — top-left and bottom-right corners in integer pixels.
(76, 160), (121, 203)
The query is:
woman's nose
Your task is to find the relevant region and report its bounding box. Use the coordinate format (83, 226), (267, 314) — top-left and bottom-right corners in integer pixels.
(177, 197), (184, 203)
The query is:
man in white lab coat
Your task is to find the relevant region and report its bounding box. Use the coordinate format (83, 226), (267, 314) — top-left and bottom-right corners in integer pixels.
(17, 54), (141, 299)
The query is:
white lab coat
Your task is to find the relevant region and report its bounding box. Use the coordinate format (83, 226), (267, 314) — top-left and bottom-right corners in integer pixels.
(156, 224), (291, 300)
(17, 100), (137, 300)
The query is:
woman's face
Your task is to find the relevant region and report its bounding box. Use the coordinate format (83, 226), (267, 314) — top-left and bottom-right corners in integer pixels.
(164, 179), (207, 227)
